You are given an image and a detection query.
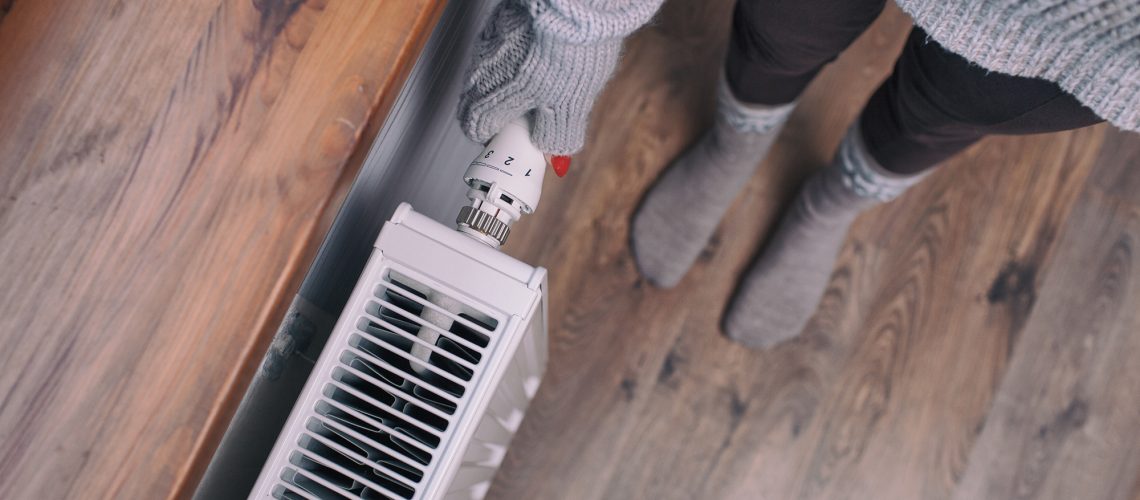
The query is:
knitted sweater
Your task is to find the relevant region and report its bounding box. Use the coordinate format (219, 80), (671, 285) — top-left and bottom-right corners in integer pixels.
(461, 0), (1138, 153)
(459, 0), (665, 154)
(897, 0), (1140, 132)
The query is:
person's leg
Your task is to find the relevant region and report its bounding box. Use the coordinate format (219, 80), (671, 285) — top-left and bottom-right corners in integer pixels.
(724, 0), (889, 105)
(632, 0), (887, 288)
(860, 30), (1104, 175)
(724, 29), (1104, 349)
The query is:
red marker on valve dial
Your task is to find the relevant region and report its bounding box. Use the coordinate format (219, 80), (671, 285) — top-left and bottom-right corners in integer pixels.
(551, 155), (571, 177)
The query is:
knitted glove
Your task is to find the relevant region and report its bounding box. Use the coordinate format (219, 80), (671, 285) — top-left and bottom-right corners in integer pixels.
(458, 0), (663, 155)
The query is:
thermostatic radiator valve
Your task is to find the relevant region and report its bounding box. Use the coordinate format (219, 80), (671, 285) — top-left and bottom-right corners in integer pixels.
(457, 117), (548, 248)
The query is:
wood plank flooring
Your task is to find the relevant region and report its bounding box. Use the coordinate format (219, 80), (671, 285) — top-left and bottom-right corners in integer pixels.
(491, 2), (1139, 499)
(0, 1), (443, 498)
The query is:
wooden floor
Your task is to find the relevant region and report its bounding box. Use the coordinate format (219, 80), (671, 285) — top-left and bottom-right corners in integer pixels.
(0, 1), (443, 498)
(491, 2), (1140, 499)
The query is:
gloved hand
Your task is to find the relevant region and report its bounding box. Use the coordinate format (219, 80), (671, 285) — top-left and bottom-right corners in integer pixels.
(458, 0), (663, 155)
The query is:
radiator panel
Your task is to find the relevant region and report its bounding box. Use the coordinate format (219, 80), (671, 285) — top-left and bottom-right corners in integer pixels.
(253, 204), (546, 500)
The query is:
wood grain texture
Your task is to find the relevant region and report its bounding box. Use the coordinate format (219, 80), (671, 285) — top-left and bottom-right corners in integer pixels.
(488, 1), (1139, 499)
(0, 0), (12, 24)
(0, 0), (444, 498)
(954, 131), (1140, 500)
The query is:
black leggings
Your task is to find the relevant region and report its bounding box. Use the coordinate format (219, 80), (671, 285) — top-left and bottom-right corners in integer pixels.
(725, 0), (1104, 174)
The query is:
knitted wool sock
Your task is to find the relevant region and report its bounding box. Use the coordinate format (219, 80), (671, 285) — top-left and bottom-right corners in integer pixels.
(631, 77), (795, 288)
(723, 122), (928, 348)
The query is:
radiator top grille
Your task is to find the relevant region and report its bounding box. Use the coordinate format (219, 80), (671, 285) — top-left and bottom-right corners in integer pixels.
(271, 269), (500, 499)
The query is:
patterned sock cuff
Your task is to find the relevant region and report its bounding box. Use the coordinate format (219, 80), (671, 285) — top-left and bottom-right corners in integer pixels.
(836, 121), (929, 202)
(716, 73), (796, 134)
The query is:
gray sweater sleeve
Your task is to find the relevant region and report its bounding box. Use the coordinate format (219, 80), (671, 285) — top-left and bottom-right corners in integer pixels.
(458, 0), (664, 155)
(528, 0), (664, 44)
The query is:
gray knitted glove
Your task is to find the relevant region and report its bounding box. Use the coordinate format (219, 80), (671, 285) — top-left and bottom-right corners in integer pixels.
(459, 0), (663, 154)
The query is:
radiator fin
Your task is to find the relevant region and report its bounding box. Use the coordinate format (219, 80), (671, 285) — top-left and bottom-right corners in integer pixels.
(272, 269), (501, 499)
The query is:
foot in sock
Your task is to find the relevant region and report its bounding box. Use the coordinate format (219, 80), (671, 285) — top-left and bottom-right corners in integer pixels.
(632, 77), (794, 288)
(723, 123), (927, 348)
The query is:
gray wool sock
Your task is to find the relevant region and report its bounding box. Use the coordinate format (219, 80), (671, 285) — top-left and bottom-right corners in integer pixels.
(723, 122), (928, 348)
(631, 76), (795, 288)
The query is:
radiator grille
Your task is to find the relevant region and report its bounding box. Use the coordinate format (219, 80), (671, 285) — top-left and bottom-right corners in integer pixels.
(272, 269), (500, 499)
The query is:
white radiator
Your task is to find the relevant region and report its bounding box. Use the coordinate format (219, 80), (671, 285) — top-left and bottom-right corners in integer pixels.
(251, 118), (551, 500)
(251, 203), (547, 500)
